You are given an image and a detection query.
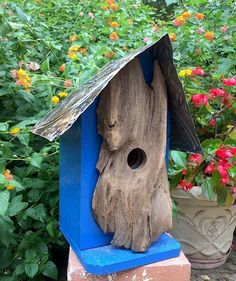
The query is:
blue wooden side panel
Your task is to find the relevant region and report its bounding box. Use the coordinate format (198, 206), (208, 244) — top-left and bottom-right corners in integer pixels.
(60, 98), (112, 251)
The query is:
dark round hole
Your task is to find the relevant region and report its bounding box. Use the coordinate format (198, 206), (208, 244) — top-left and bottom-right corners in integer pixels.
(127, 148), (147, 170)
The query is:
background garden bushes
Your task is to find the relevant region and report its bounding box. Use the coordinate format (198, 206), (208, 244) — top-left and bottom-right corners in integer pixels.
(0, 0), (235, 280)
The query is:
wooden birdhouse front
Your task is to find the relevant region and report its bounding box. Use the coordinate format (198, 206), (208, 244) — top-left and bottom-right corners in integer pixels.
(32, 34), (202, 275)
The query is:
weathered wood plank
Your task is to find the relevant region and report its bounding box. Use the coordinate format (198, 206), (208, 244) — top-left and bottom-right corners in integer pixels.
(92, 59), (172, 252)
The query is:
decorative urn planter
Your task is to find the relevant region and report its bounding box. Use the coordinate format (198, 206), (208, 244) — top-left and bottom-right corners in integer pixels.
(170, 187), (236, 269)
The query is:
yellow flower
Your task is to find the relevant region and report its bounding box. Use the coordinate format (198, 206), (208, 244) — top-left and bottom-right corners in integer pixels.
(6, 185), (15, 190)
(58, 91), (68, 98)
(10, 127), (20, 136)
(68, 45), (80, 59)
(182, 11), (191, 19)
(3, 169), (13, 181)
(169, 33), (176, 42)
(110, 3), (119, 11)
(101, 5), (108, 11)
(16, 68), (31, 92)
(51, 96), (60, 105)
(179, 69), (193, 77)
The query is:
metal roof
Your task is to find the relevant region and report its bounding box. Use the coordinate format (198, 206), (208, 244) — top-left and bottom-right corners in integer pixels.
(32, 34), (202, 153)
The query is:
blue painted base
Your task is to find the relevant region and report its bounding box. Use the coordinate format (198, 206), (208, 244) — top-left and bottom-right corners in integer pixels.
(69, 233), (181, 275)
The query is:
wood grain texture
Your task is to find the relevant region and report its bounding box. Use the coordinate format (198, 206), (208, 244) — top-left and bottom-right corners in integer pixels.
(92, 59), (172, 252)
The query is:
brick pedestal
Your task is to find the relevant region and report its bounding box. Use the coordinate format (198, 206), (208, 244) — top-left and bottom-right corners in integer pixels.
(67, 248), (191, 281)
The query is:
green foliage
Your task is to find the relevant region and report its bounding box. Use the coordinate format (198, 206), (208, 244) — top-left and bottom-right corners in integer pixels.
(0, 0), (164, 279)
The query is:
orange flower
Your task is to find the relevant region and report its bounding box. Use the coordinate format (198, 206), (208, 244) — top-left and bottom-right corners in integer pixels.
(182, 11), (191, 19)
(195, 13), (204, 20)
(64, 79), (73, 88)
(59, 65), (65, 72)
(109, 21), (120, 28)
(110, 3), (119, 11)
(204, 31), (214, 41)
(16, 68), (31, 92)
(69, 35), (78, 42)
(106, 0), (115, 4)
(122, 46), (127, 51)
(173, 15), (185, 26)
(3, 169), (13, 181)
(101, 5), (108, 10)
(79, 48), (87, 54)
(109, 32), (119, 41)
(169, 33), (176, 42)
(104, 52), (115, 59)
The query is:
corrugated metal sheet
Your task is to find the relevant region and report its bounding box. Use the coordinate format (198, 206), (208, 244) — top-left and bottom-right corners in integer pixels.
(32, 34), (202, 153)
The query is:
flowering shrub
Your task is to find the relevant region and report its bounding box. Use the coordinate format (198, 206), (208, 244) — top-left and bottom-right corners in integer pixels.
(0, 0), (166, 280)
(167, 0), (236, 206)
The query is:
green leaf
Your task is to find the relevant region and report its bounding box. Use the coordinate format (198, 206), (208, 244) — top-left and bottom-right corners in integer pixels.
(165, 0), (178, 6)
(217, 188), (228, 206)
(229, 166), (236, 178)
(170, 151), (187, 167)
(15, 264), (25, 275)
(23, 204), (46, 222)
(17, 133), (30, 146)
(42, 261), (58, 280)
(30, 153), (43, 168)
(25, 249), (37, 260)
(201, 178), (214, 200)
(25, 262), (39, 278)
(229, 130), (236, 141)
(0, 247), (11, 269)
(41, 58), (50, 73)
(0, 123), (9, 131)
(8, 195), (28, 217)
(0, 191), (10, 216)
(217, 58), (236, 73)
(0, 216), (15, 246)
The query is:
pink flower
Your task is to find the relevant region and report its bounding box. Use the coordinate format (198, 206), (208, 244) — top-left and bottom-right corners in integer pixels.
(209, 119), (216, 127)
(220, 25), (228, 33)
(80, 12), (84, 16)
(64, 79), (73, 88)
(189, 154), (203, 164)
(88, 12), (94, 19)
(192, 66), (205, 76)
(18, 61), (24, 68)
(11, 69), (17, 79)
(233, 187), (236, 193)
(27, 61), (40, 71)
(222, 77), (236, 86)
(143, 37), (150, 43)
(204, 163), (215, 174)
(191, 94), (208, 107)
(196, 27), (205, 34)
(209, 88), (225, 99)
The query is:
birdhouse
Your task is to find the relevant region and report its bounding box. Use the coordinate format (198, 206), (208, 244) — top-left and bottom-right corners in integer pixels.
(32, 34), (202, 275)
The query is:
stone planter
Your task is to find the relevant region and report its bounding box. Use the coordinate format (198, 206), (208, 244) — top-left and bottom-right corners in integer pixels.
(170, 187), (236, 269)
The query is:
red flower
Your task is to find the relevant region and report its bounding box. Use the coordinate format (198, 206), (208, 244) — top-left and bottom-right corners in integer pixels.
(216, 147), (233, 159)
(219, 159), (232, 169)
(229, 147), (236, 155)
(221, 176), (229, 187)
(217, 164), (228, 178)
(209, 119), (216, 127)
(192, 66), (205, 76)
(189, 154), (203, 164)
(222, 76), (236, 86)
(181, 169), (187, 175)
(209, 88), (225, 99)
(191, 94), (208, 107)
(204, 163), (215, 174)
(179, 180), (193, 191)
